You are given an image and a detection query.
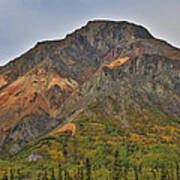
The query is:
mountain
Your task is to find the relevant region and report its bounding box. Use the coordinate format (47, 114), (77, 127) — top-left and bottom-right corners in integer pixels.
(0, 20), (180, 178)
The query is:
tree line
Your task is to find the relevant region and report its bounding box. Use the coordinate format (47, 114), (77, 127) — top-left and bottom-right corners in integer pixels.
(1, 151), (180, 180)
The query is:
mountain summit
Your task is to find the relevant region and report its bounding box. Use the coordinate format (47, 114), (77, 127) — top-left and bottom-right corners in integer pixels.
(0, 20), (180, 155)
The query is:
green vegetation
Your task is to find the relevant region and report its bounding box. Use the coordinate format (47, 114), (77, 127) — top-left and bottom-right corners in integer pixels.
(0, 102), (180, 179)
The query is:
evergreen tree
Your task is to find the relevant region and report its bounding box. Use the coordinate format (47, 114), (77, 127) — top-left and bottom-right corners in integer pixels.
(58, 164), (63, 180)
(73, 168), (78, 180)
(133, 166), (138, 180)
(77, 167), (80, 180)
(72, 136), (78, 163)
(9, 168), (14, 180)
(26, 172), (32, 179)
(170, 162), (174, 180)
(64, 169), (71, 180)
(64, 170), (67, 180)
(42, 170), (48, 180)
(176, 162), (179, 180)
(123, 165), (129, 180)
(160, 164), (167, 180)
(51, 168), (56, 180)
(85, 158), (91, 180)
(112, 149), (121, 180)
(37, 173), (42, 180)
(17, 169), (24, 180)
(151, 168), (157, 180)
(80, 166), (84, 180)
(138, 164), (142, 173)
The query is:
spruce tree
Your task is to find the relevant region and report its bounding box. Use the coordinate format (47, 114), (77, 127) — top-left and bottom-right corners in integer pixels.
(77, 167), (80, 180)
(73, 168), (78, 180)
(72, 136), (78, 163)
(112, 149), (121, 180)
(9, 169), (14, 180)
(170, 162), (174, 180)
(80, 166), (84, 180)
(85, 158), (91, 180)
(26, 172), (32, 179)
(64, 169), (71, 180)
(17, 169), (23, 180)
(37, 173), (42, 180)
(123, 165), (129, 180)
(176, 162), (179, 180)
(42, 170), (48, 180)
(58, 164), (63, 180)
(51, 168), (56, 180)
(160, 164), (167, 180)
(151, 168), (156, 180)
(133, 166), (138, 180)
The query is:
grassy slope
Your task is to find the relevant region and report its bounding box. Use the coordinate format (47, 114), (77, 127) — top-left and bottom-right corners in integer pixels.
(0, 100), (180, 179)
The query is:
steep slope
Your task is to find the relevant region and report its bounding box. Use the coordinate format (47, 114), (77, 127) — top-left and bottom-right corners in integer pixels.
(0, 20), (180, 155)
(56, 54), (180, 124)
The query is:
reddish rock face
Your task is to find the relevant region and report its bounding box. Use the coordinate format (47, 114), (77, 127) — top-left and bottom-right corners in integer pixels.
(0, 67), (78, 131)
(106, 57), (130, 69)
(53, 123), (76, 136)
(0, 75), (7, 89)
(0, 20), (180, 153)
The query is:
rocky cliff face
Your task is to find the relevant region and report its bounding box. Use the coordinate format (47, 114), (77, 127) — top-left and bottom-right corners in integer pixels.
(56, 55), (180, 130)
(0, 20), (180, 154)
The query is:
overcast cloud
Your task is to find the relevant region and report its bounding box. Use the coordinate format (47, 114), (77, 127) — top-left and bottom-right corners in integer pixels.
(0, 0), (180, 65)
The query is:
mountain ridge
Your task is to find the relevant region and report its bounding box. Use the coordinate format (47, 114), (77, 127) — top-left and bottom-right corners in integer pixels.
(0, 20), (180, 156)
(1, 20), (179, 69)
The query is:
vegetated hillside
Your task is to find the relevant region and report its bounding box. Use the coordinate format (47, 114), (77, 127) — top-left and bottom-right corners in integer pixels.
(0, 100), (180, 179)
(0, 20), (180, 179)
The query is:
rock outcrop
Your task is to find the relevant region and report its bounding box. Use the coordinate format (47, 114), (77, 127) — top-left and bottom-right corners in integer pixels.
(0, 20), (180, 154)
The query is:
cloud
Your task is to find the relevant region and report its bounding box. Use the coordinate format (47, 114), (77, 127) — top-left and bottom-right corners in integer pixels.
(0, 0), (180, 65)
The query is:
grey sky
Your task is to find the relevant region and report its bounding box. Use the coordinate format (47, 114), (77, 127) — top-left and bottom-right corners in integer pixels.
(0, 0), (180, 65)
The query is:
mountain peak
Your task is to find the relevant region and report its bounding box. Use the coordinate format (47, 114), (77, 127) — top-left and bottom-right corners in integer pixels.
(71, 19), (154, 40)
(0, 20), (180, 156)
